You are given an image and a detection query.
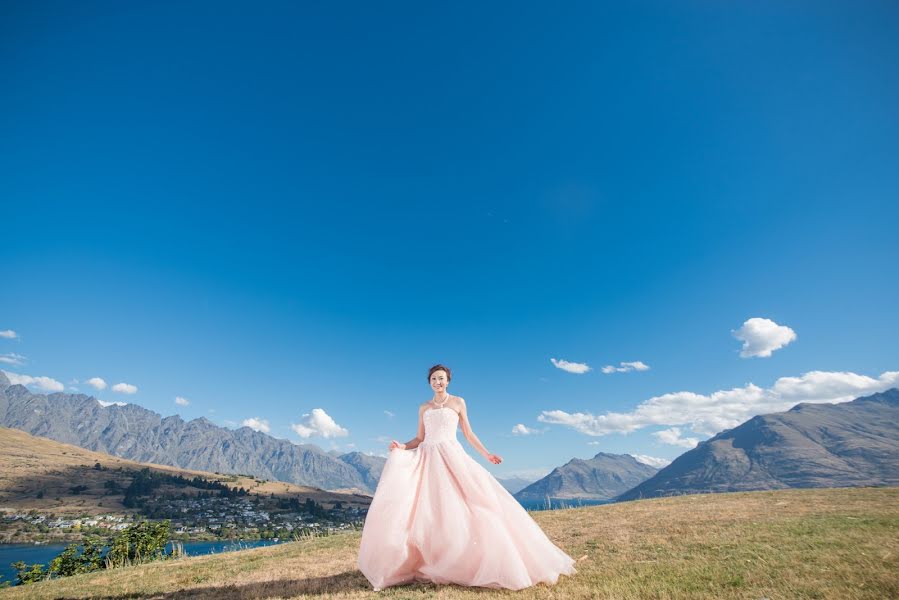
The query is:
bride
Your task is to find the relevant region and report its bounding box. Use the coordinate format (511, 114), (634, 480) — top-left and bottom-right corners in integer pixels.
(357, 364), (577, 591)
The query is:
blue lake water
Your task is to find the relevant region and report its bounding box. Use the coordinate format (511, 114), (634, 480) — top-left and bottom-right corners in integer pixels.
(0, 539), (287, 587)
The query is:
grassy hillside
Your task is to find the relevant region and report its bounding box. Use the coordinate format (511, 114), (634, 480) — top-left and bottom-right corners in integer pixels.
(2, 486), (896, 599)
(0, 426), (370, 518)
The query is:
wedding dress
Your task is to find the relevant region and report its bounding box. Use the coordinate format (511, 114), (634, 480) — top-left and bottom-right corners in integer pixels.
(357, 406), (577, 590)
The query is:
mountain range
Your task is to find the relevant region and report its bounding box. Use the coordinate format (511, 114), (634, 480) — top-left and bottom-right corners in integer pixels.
(5, 370), (896, 503)
(0, 371), (386, 494)
(615, 387), (899, 501)
(514, 451), (658, 501)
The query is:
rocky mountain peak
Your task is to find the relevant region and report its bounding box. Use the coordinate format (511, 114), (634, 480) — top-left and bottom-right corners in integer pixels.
(615, 387), (899, 501)
(515, 451), (658, 501)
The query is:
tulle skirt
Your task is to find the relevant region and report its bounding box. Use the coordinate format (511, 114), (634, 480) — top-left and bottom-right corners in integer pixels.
(357, 438), (577, 590)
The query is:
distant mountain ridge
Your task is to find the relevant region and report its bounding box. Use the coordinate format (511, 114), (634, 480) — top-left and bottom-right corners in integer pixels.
(514, 452), (658, 501)
(615, 388), (899, 501)
(0, 371), (386, 493)
(496, 476), (536, 495)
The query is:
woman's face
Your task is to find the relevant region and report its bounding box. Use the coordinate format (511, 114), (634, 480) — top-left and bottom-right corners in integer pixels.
(430, 370), (449, 392)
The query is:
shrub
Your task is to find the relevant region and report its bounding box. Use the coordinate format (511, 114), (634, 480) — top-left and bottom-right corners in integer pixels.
(48, 536), (104, 577)
(105, 520), (172, 568)
(11, 561), (47, 586)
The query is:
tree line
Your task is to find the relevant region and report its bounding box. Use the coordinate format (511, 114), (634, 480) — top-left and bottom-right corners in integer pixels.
(122, 467), (249, 508)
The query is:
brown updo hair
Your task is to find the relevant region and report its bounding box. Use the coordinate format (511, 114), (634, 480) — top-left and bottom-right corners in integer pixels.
(428, 364), (452, 382)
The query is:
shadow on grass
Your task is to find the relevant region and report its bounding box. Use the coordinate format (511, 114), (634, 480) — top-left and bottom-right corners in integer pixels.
(49, 569), (503, 599)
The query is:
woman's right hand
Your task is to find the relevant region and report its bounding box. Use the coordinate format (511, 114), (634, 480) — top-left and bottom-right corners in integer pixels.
(389, 440), (406, 451)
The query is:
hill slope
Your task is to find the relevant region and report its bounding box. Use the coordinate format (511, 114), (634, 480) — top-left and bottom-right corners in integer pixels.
(0, 426), (371, 518)
(1, 486), (895, 598)
(616, 388), (899, 501)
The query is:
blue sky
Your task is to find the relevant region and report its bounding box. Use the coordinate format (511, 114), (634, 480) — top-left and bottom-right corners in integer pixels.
(2, 1), (898, 480)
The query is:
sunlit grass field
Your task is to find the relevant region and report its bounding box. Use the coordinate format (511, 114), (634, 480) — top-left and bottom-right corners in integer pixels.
(2, 486), (896, 599)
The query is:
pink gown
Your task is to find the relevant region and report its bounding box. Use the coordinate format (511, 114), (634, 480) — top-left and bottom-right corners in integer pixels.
(357, 406), (577, 591)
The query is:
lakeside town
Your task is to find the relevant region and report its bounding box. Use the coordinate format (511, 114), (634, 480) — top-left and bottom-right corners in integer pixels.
(1, 493), (367, 544)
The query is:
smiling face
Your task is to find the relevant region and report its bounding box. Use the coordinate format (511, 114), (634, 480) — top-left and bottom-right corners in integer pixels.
(430, 369), (449, 394)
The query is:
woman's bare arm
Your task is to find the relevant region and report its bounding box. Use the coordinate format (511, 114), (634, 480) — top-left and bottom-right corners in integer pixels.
(391, 405), (426, 450)
(458, 397), (501, 463)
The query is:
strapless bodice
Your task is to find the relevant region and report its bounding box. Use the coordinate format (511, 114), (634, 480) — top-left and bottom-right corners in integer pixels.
(421, 407), (460, 445)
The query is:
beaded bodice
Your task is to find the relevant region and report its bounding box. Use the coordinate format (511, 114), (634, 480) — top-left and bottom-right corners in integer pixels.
(421, 406), (460, 445)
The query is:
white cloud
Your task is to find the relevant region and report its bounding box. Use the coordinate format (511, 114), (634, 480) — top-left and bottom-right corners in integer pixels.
(86, 377), (107, 390)
(732, 317), (797, 358)
(601, 360), (650, 374)
(242, 417), (271, 433)
(0, 330), (18, 339)
(769, 370), (887, 400)
(631, 454), (672, 468)
(537, 368), (899, 439)
(2, 370), (64, 392)
(175, 396), (190, 406)
(384, 410), (395, 418)
(653, 427), (700, 448)
(291, 408), (349, 439)
(511, 423), (540, 435)
(97, 398), (126, 407)
(0, 353), (26, 366)
(111, 382), (138, 394)
(550, 358), (592, 374)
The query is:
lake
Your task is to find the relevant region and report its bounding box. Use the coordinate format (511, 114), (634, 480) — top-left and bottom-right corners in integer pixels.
(0, 539), (288, 587)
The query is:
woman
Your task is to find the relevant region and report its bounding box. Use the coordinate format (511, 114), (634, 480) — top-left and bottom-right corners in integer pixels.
(357, 364), (577, 591)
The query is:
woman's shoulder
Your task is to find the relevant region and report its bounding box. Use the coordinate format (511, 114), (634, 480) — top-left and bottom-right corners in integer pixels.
(448, 394), (466, 410)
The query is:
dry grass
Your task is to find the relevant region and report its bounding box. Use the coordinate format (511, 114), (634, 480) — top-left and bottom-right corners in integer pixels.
(1, 486), (896, 599)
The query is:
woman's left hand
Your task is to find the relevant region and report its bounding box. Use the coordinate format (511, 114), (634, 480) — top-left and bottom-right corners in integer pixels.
(486, 453), (503, 464)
